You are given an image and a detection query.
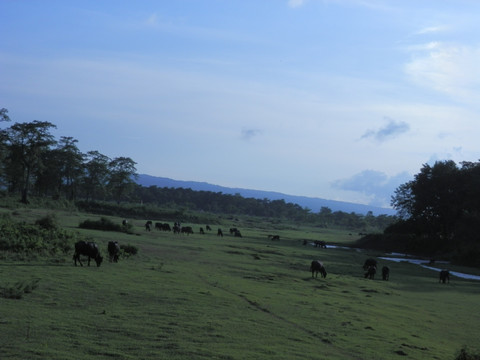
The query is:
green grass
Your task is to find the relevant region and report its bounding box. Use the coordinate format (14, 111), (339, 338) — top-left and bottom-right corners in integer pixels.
(1, 209), (479, 359)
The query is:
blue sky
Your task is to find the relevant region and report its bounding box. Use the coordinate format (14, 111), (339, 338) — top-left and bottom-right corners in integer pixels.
(2, 0), (480, 208)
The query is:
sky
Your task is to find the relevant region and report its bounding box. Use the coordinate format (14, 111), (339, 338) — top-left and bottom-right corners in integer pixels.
(2, 0), (480, 209)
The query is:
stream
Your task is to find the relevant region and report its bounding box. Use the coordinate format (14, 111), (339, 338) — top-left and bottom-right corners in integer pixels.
(323, 244), (480, 281)
(379, 256), (480, 281)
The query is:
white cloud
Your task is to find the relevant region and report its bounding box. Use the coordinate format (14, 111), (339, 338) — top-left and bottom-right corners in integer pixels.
(405, 42), (480, 104)
(415, 25), (448, 35)
(145, 13), (158, 27)
(288, 0), (307, 8)
(332, 170), (412, 208)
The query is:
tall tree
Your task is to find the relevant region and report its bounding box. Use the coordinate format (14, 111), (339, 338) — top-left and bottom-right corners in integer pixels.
(107, 156), (137, 201)
(4, 121), (57, 203)
(57, 137), (84, 200)
(392, 160), (462, 239)
(82, 151), (110, 201)
(0, 108), (12, 186)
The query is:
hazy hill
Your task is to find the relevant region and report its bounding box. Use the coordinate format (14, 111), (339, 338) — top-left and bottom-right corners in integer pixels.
(136, 174), (396, 216)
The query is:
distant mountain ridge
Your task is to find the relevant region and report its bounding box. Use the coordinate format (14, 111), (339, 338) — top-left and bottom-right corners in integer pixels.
(135, 174), (397, 216)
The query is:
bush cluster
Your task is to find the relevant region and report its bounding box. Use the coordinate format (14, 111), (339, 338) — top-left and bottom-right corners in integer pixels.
(0, 214), (74, 255)
(78, 216), (133, 233)
(120, 244), (138, 257)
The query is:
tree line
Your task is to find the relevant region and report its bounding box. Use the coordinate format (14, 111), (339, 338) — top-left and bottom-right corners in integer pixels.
(0, 108), (137, 204)
(368, 159), (480, 266)
(0, 109), (394, 231)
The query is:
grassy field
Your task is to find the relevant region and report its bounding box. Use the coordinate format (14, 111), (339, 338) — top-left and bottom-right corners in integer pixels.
(1, 208), (479, 359)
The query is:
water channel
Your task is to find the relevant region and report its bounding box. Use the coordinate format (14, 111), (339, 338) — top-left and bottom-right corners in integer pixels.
(323, 244), (480, 281)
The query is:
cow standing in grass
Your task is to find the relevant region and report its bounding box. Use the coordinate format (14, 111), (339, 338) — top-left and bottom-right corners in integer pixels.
(73, 241), (103, 267)
(363, 258), (377, 271)
(365, 265), (376, 279)
(108, 241), (120, 263)
(382, 266), (390, 280)
(310, 260), (327, 278)
(439, 269), (450, 283)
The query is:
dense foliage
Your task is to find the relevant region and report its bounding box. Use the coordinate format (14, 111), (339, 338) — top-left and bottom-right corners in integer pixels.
(367, 160), (480, 265)
(0, 213), (76, 257)
(0, 108), (138, 204)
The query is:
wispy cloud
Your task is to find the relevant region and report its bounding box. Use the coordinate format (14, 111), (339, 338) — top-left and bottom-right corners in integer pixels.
(361, 117), (410, 142)
(288, 0), (307, 8)
(332, 170), (411, 207)
(241, 128), (262, 141)
(405, 42), (480, 104)
(145, 13), (158, 27)
(415, 25), (448, 35)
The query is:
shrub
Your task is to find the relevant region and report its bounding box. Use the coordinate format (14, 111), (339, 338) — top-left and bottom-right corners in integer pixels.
(120, 244), (138, 257)
(0, 214), (74, 255)
(79, 217), (133, 233)
(35, 213), (58, 230)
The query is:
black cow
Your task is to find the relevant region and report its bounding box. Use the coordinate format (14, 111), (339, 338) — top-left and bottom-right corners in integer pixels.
(173, 224), (181, 234)
(217, 228), (223, 237)
(145, 221), (152, 231)
(310, 260), (327, 278)
(206, 225), (212, 231)
(382, 266), (390, 281)
(229, 227), (238, 235)
(155, 222), (163, 231)
(162, 223), (171, 231)
(363, 258), (377, 271)
(364, 265), (376, 279)
(314, 240), (326, 248)
(108, 241), (120, 263)
(199, 227), (205, 234)
(181, 226), (194, 235)
(234, 230), (242, 238)
(73, 241), (103, 267)
(439, 269), (450, 283)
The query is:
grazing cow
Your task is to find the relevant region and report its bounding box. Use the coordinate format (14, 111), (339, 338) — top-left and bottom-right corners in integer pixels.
(73, 241), (103, 267)
(229, 227), (238, 235)
(382, 266), (390, 281)
(122, 219), (128, 226)
(107, 241), (120, 263)
(199, 227), (205, 234)
(155, 222), (163, 231)
(145, 221), (152, 231)
(181, 226), (194, 235)
(314, 240), (327, 248)
(206, 225), (212, 231)
(217, 228), (223, 237)
(439, 269), (450, 284)
(364, 265), (376, 279)
(234, 230), (242, 238)
(268, 235), (280, 241)
(173, 224), (181, 234)
(363, 258), (377, 271)
(162, 223), (171, 231)
(310, 260), (327, 278)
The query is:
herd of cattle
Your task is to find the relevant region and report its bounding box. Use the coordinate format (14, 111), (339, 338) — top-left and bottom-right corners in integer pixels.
(73, 220), (452, 284)
(310, 257), (450, 283)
